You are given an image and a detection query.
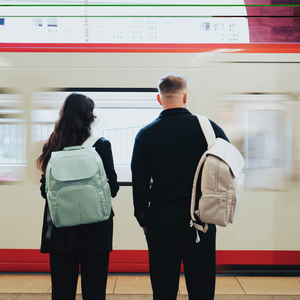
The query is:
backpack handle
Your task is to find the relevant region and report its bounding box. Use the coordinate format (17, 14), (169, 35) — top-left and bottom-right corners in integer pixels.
(63, 146), (83, 151)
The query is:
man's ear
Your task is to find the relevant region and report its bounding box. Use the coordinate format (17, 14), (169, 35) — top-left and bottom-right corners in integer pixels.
(183, 92), (187, 104)
(157, 94), (162, 105)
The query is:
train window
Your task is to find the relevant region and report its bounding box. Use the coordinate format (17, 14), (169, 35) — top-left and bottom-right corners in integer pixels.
(0, 94), (26, 182)
(218, 94), (293, 190)
(31, 90), (161, 182)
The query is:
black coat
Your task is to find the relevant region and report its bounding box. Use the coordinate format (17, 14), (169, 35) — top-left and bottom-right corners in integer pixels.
(40, 138), (119, 253)
(131, 108), (228, 241)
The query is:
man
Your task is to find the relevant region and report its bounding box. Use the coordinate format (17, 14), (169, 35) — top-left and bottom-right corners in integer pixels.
(131, 74), (228, 300)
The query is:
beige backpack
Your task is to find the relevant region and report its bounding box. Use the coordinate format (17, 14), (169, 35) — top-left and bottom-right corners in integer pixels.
(190, 115), (245, 242)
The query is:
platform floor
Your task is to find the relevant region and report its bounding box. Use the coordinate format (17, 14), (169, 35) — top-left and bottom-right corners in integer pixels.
(0, 274), (300, 299)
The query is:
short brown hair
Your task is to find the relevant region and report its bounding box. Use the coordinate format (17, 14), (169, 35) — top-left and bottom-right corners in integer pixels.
(158, 73), (187, 94)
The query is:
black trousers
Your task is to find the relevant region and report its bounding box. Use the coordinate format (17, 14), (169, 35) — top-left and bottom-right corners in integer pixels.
(146, 226), (216, 300)
(50, 251), (110, 300)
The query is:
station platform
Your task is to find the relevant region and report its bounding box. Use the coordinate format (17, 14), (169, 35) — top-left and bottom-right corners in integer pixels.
(0, 274), (300, 300)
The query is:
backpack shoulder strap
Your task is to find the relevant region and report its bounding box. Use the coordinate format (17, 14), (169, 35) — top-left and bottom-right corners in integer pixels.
(190, 115), (215, 241)
(195, 114), (216, 147)
(82, 135), (100, 148)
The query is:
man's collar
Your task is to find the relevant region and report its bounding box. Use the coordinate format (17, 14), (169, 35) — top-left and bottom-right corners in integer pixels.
(159, 107), (190, 118)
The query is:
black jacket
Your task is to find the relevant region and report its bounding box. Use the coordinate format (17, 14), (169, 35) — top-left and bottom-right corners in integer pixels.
(40, 138), (119, 253)
(131, 108), (228, 241)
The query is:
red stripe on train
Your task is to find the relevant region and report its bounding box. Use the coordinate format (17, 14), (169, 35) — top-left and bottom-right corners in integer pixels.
(0, 43), (300, 53)
(0, 249), (299, 273)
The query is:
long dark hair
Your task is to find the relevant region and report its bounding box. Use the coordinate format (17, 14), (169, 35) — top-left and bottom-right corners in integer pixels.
(36, 93), (96, 173)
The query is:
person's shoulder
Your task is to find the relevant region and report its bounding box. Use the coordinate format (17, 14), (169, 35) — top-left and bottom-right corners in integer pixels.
(208, 119), (219, 128)
(93, 137), (112, 149)
(94, 137), (109, 144)
(135, 118), (160, 140)
(208, 119), (229, 141)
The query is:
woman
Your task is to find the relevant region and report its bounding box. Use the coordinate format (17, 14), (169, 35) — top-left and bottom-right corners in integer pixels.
(36, 93), (119, 300)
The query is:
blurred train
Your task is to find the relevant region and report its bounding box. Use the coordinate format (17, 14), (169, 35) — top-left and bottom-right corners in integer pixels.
(0, 41), (300, 274)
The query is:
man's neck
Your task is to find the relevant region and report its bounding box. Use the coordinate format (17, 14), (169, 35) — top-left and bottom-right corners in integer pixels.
(162, 103), (186, 110)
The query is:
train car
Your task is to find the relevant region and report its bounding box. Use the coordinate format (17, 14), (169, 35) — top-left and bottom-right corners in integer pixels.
(0, 0), (300, 274)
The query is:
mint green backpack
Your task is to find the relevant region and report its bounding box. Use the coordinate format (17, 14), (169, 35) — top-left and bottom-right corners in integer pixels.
(45, 136), (111, 230)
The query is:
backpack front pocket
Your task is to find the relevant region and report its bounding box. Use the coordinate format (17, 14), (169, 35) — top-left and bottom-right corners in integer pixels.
(56, 185), (102, 227)
(199, 194), (230, 226)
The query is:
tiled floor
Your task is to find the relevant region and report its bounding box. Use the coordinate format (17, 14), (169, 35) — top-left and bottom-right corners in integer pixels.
(0, 275), (300, 300)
